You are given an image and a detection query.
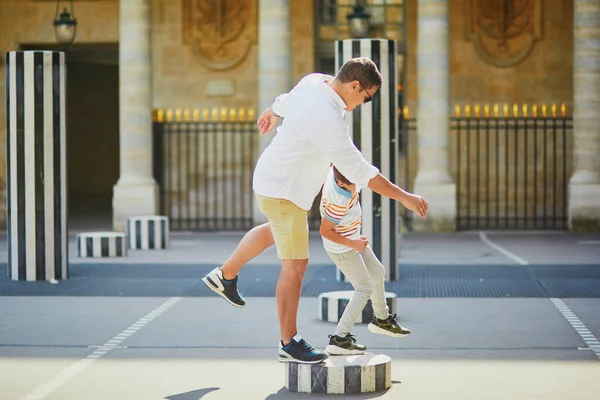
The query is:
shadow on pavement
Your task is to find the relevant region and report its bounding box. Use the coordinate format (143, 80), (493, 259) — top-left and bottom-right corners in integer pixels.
(264, 386), (394, 399)
(164, 387), (220, 399)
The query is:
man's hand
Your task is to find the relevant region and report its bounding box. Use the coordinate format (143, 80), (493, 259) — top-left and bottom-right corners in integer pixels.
(402, 193), (429, 219)
(350, 236), (369, 253)
(257, 108), (280, 135)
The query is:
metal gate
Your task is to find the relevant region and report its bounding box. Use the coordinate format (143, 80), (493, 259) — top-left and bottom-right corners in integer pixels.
(453, 104), (573, 230)
(153, 108), (257, 230)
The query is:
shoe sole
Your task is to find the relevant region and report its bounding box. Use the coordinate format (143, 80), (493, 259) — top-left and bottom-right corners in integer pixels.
(202, 275), (245, 308)
(325, 344), (366, 355)
(368, 323), (410, 338)
(278, 351), (328, 364)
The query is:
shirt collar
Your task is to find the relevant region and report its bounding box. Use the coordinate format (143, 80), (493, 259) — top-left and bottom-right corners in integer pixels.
(332, 173), (353, 198)
(321, 80), (347, 116)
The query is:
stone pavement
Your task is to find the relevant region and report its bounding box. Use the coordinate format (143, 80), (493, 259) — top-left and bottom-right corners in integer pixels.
(0, 231), (599, 399)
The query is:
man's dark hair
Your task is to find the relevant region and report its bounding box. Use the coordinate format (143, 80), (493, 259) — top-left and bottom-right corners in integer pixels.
(336, 57), (382, 89)
(333, 166), (353, 186)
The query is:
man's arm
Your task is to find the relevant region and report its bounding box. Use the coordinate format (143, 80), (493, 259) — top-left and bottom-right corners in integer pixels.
(367, 174), (429, 219)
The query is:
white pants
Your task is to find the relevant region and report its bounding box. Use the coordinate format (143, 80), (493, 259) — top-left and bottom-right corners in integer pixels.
(326, 245), (390, 337)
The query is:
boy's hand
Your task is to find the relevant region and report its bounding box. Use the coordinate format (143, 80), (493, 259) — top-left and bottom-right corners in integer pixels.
(402, 193), (429, 219)
(257, 108), (280, 135)
(351, 236), (369, 253)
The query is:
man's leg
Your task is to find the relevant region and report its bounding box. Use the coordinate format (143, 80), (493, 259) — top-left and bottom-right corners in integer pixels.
(278, 258), (308, 345)
(203, 219), (274, 307)
(221, 223), (274, 280)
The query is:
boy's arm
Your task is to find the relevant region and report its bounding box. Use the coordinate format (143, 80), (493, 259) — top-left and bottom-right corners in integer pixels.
(319, 218), (366, 252)
(367, 174), (429, 219)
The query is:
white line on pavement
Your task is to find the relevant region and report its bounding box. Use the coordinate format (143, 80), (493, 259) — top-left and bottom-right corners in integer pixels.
(550, 298), (600, 361)
(22, 297), (182, 400)
(478, 232), (529, 265)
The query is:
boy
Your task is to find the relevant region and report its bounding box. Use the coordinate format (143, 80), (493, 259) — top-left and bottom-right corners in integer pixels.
(320, 166), (411, 355)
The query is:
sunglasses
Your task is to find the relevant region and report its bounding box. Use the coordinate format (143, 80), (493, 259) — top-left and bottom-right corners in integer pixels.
(359, 83), (374, 104)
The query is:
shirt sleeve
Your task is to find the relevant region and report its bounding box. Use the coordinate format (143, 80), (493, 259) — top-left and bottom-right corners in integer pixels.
(307, 108), (379, 190)
(271, 74), (335, 118)
(321, 197), (349, 224)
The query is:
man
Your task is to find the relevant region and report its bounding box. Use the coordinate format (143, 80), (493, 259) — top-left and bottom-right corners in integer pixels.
(203, 57), (428, 364)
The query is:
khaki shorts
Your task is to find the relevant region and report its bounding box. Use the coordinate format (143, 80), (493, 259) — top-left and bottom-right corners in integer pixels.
(255, 194), (309, 260)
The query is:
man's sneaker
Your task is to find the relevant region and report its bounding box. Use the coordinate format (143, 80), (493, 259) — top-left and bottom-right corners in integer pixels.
(368, 313), (411, 338)
(279, 334), (328, 364)
(325, 333), (367, 355)
(202, 267), (245, 308)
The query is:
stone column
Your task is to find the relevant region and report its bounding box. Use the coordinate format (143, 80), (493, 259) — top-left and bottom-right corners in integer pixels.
(412, 0), (456, 231)
(569, 0), (600, 232)
(254, 0), (291, 223)
(112, 0), (158, 232)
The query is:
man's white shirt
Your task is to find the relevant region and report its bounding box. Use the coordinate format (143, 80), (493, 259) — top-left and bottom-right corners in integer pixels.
(252, 73), (379, 211)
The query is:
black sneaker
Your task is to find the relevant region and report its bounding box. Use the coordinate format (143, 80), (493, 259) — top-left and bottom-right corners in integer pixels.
(279, 334), (328, 364)
(202, 267), (246, 308)
(325, 333), (367, 355)
(368, 313), (411, 338)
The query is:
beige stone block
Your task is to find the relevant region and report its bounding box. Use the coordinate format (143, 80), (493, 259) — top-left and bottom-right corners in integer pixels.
(112, 178), (159, 232)
(161, 45), (187, 76)
(569, 183), (600, 232)
(411, 182), (457, 232)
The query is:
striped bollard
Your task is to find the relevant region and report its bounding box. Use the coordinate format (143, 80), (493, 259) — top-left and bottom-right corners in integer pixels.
(77, 232), (127, 258)
(318, 291), (397, 324)
(126, 216), (170, 250)
(285, 353), (392, 394)
(5, 51), (68, 281)
(335, 39), (400, 281)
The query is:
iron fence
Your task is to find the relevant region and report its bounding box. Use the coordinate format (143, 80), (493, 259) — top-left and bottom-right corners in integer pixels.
(453, 104), (573, 230)
(152, 103), (572, 232)
(153, 108), (257, 230)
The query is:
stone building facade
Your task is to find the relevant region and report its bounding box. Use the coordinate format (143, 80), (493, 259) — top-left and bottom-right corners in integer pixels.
(0, 0), (598, 231)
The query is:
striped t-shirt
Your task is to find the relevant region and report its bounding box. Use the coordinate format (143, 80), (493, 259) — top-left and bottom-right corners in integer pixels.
(319, 167), (362, 254)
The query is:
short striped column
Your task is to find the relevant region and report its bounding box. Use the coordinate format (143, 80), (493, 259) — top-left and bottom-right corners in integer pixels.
(336, 39), (400, 281)
(285, 353), (391, 394)
(126, 216), (169, 250)
(6, 50), (68, 281)
(77, 232), (127, 258)
(318, 291), (397, 323)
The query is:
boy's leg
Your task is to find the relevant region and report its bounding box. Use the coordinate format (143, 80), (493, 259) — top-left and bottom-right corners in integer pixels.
(328, 250), (373, 337)
(361, 246), (390, 320)
(362, 246), (411, 338)
(220, 223), (274, 280)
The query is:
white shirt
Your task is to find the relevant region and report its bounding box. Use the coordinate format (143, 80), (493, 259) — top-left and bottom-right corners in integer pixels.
(252, 73), (379, 210)
(319, 168), (362, 253)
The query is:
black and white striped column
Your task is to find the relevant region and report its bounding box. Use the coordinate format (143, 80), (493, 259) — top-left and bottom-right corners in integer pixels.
(285, 353), (392, 394)
(77, 232), (127, 258)
(126, 216), (169, 249)
(6, 51), (68, 281)
(318, 290), (397, 324)
(335, 39), (399, 281)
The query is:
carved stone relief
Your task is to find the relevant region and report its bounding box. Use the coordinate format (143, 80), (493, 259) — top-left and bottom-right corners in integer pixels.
(182, 0), (257, 71)
(466, 0), (543, 68)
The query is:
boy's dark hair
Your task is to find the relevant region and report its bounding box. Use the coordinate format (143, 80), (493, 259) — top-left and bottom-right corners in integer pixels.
(333, 166), (353, 186)
(336, 57), (383, 89)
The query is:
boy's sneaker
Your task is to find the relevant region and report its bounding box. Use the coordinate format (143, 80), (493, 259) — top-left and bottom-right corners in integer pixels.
(202, 267), (246, 308)
(325, 333), (367, 355)
(368, 313), (411, 338)
(279, 334), (328, 364)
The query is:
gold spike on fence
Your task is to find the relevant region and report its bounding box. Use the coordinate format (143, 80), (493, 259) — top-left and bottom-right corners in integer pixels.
(154, 103), (569, 123)
(152, 107), (258, 122)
